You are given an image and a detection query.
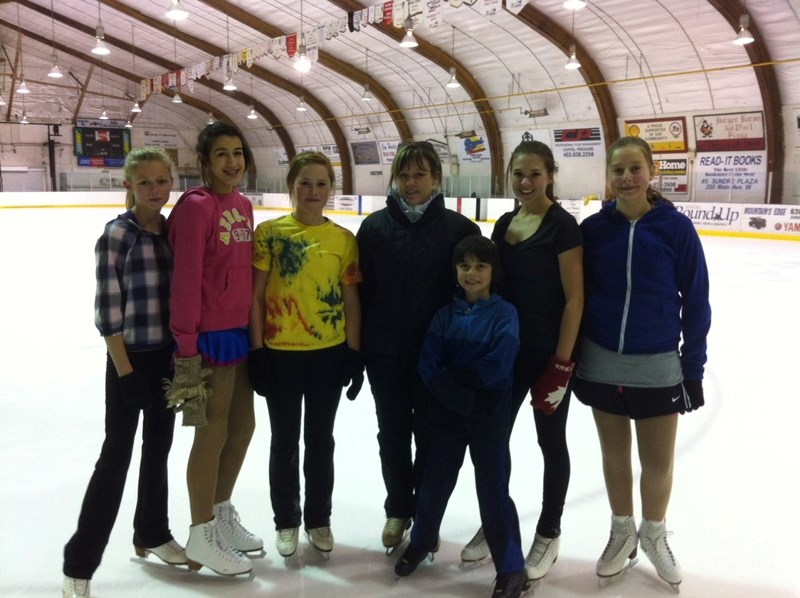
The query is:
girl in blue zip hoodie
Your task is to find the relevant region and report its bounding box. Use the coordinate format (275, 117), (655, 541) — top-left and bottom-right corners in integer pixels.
(573, 136), (711, 590)
(394, 235), (528, 598)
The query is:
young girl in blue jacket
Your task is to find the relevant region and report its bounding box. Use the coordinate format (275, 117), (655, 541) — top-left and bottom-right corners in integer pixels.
(573, 136), (711, 591)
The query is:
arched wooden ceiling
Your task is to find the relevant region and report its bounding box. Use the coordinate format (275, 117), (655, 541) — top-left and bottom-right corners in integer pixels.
(0, 0), (797, 201)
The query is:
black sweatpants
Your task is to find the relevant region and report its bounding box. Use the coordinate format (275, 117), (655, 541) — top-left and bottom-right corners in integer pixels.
(265, 343), (344, 530)
(63, 346), (175, 580)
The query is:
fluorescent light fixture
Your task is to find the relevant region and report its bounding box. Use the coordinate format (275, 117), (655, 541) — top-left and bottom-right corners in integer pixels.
(20, 111), (29, 124)
(247, 106), (258, 119)
(563, 0), (587, 9)
(172, 92), (183, 104)
(223, 75), (237, 91)
(296, 97), (307, 112)
(130, 101), (142, 113)
(99, 107), (109, 120)
(206, 112), (215, 125)
(125, 119), (133, 128)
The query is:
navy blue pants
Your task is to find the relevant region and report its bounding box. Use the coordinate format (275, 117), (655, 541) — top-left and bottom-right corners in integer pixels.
(265, 344), (344, 530)
(410, 393), (525, 575)
(366, 357), (432, 520)
(63, 346), (175, 580)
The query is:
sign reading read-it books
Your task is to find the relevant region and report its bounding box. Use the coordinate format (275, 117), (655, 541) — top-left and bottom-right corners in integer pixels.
(693, 111), (765, 152)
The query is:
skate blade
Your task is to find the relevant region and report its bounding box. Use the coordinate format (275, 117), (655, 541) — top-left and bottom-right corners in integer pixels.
(243, 548), (266, 559)
(597, 557), (638, 587)
(459, 555), (492, 570)
(130, 556), (190, 572)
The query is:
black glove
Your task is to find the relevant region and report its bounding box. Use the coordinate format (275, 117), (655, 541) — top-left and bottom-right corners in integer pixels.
(341, 347), (365, 400)
(118, 371), (154, 410)
(682, 380), (704, 412)
(248, 347), (273, 398)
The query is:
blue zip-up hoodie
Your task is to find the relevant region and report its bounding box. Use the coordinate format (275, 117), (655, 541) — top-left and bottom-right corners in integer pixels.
(418, 292), (520, 415)
(580, 199), (711, 381)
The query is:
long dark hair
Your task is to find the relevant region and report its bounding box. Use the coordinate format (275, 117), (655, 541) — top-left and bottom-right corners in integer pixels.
(196, 121), (254, 187)
(507, 140), (558, 201)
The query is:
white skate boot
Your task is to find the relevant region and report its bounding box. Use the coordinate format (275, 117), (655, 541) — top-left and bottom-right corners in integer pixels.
(213, 500), (264, 554)
(307, 526), (334, 558)
(382, 517), (412, 555)
(62, 576), (90, 598)
(185, 519), (253, 576)
(460, 526), (490, 565)
(596, 515), (638, 585)
(134, 539), (188, 565)
(276, 527), (299, 558)
(639, 519), (682, 591)
(525, 533), (560, 581)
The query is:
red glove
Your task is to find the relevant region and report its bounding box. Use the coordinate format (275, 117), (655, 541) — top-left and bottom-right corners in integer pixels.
(531, 356), (575, 415)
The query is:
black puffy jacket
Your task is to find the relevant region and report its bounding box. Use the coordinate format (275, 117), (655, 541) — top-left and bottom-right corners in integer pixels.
(357, 194), (481, 366)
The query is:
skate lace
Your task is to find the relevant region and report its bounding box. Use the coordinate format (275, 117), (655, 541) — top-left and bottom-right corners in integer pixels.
(385, 518), (407, 535)
(278, 528), (298, 544)
(645, 530), (677, 566)
(66, 578), (90, 596)
(224, 504), (257, 540)
(466, 528), (486, 549)
(527, 536), (554, 565)
(210, 523), (243, 563)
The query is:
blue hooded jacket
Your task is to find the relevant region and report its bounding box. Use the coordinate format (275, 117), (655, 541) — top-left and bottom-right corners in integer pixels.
(580, 199), (711, 381)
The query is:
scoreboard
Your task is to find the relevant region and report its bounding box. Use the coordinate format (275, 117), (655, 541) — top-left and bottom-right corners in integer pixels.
(73, 124), (131, 167)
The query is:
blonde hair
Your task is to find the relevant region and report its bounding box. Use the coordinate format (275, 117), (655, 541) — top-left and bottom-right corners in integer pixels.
(123, 147), (175, 209)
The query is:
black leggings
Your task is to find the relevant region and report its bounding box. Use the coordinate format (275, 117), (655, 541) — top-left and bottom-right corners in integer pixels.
(508, 352), (571, 539)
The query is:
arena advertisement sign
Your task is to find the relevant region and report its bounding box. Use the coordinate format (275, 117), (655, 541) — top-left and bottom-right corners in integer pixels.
(552, 127), (603, 160)
(693, 111), (765, 152)
(624, 117), (687, 153)
(653, 159), (688, 195)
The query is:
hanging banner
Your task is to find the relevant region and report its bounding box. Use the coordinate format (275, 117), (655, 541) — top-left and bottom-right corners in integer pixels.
(624, 117), (687, 153)
(693, 111), (765, 152)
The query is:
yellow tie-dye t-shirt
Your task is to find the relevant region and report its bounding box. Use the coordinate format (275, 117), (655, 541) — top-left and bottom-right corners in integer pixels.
(253, 214), (362, 350)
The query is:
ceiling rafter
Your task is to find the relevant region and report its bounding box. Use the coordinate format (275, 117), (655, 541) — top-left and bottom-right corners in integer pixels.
(95, 0), (353, 192)
(707, 0), (784, 204)
(326, 0), (506, 194)
(510, 3), (619, 153)
(0, 17), (229, 128)
(200, 0), (413, 141)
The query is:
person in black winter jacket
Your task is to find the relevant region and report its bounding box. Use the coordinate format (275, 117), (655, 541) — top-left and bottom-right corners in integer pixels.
(356, 141), (480, 553)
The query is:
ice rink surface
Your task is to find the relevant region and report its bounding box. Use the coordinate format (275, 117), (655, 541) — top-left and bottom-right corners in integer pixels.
(1, 207), (798, 597)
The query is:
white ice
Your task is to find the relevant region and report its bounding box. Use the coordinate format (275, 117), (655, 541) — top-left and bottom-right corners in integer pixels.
(1, 208), (798, 597)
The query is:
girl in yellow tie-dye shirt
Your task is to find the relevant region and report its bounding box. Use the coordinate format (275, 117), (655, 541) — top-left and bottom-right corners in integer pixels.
(249, 152), (362, 560)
